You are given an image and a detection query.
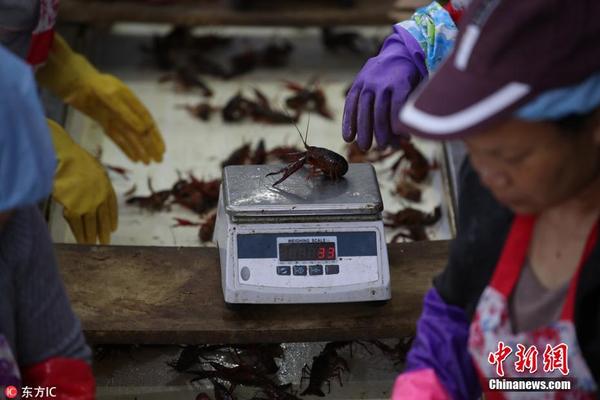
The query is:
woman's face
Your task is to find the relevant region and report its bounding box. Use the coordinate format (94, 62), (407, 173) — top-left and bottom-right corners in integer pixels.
(464, 117), (600, 214)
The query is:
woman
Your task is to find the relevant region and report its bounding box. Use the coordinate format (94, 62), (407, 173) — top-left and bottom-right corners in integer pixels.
(386, 0), (600, 398)
(0, 0), (166, 245)
(0, 44), (95, 398)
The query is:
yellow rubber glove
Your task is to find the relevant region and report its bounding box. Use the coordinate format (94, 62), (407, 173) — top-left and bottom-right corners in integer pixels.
(37, 34), (165, 164)
(48, 120), (118, 244)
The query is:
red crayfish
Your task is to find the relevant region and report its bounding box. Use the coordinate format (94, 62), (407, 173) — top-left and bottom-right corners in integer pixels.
(283, 79), (333, 120)
(384, 206), (442, 242)
(159, 65), (213, 97)
(179, 102), (219, 121)
(391, 139), (435, 183)
(126, 178), (172, 212)
(266, 119), (348, 186)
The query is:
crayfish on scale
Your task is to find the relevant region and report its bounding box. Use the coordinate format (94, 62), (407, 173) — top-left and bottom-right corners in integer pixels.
(266, 117), (348, 187)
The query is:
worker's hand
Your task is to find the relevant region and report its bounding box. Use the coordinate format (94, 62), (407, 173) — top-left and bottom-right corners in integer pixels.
(48, 120), (118, 245)
(37, 34), (165, 164)
(343, 25), (428, 151)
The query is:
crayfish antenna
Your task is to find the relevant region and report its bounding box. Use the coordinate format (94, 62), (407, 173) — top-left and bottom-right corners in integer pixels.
(304, 113), (311, 146)
(285, 107), (309, 149)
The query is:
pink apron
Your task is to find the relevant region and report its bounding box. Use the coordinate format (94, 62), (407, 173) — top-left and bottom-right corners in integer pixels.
(468, 215), (598, 399)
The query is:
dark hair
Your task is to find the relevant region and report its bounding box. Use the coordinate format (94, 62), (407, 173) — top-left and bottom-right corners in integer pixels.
(554, 110), (598, 135)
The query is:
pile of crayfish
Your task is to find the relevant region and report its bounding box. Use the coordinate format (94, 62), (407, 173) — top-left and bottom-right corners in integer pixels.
(125, 174), (219, 243)
(168, 341), (359, 400)
(346, 139), (441, 242)
(168, 343), (299, 400)
(147, 26), (294, 80)
(165, 338), (418, 399)
(181, 80), (335, 125)
(125, 139), (310, 243)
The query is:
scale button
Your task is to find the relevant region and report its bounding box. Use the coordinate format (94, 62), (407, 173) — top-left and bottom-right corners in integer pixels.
(309, 265), (324, 275)
(325, 265), (339, 275)
(240, 267), (251, 281)
(276, 266), (291, 275)
(293, 265), (307, 276)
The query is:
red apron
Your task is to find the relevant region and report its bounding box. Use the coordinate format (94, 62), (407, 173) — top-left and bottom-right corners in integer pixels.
(26, 0), (59, 67)
(468, 215), (598, 399)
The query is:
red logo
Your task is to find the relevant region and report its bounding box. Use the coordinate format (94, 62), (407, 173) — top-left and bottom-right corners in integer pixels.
(4, 385), (18, 399)
(488, 341), (512, 377)
(487, 342), (570, 377)
(514, 344), (539, 373)
(543, 343), (570, 375)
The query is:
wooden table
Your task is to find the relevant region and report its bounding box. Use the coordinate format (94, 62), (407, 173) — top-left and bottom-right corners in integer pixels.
(58, 0), (428, 26)
(56, 240), (448, 344)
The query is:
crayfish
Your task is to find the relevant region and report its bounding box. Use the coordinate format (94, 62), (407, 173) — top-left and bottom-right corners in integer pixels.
(283, 79), (333, 120)
(145, 26), (231, 70)
(210, 378), (236, 400)
(395, 180), (422, 203)
(266, 118), (348, 186)
(261, 40), (294, 68)
(222, 90), (297, 124)
(220, 140), (301, 168)
(321, 27), (368, 54)
(228, 40), (294, 78)
(384, 206), (442, 242)
(251, 139), (267, 165)
(345, 142), (399, 164)
(171, 210), (217, 243)
(199, 212), (217, 243)
(171, 174), (220, 215)
(179, 102), (219, 121)
(370, 336), (415, 367)
(190, 362), (277, 389)
(300, 342), (351, 397)
(126, 178), (171, 212)
(391, 139), (434, 183)
(159, 65), (213, 97)
(221, 143), (253, 167)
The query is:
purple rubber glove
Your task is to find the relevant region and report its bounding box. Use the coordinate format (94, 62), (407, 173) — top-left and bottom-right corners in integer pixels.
(342, 25), (428, 150)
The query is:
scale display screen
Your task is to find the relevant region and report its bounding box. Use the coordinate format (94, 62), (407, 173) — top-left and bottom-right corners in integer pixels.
(278, 242), (336, 262)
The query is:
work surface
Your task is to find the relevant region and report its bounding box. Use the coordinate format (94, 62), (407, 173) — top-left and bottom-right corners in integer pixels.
(56, 240), (448, 345)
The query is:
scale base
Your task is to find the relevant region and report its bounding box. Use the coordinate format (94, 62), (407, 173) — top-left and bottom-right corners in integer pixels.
(223, 299), (389, 310)
(215, 164), (391, 305)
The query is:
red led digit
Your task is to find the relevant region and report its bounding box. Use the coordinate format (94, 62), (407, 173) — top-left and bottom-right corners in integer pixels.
(328, 246), (335, 259)
(318, 246), (326, 259)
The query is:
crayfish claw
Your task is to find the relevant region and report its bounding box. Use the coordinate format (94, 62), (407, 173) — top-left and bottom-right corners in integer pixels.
(265, 157), (306, 186)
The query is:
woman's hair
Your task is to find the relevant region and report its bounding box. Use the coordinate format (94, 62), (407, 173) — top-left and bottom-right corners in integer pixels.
(555, 109), (599, 135)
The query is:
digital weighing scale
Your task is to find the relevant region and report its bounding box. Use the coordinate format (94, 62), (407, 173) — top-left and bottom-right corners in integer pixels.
(213, 163), (390, 304)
